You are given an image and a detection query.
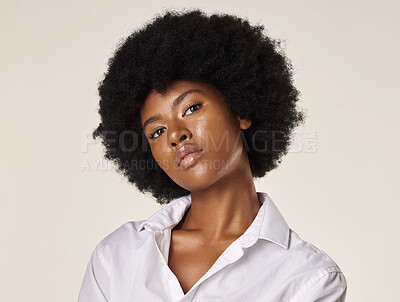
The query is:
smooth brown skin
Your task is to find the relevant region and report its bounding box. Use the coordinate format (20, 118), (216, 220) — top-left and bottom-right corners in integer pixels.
(140, 80), (261, 294)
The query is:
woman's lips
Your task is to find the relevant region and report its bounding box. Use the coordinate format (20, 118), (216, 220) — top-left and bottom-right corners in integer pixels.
(179, 150), (204, 169)
(175, 144), (204, 167)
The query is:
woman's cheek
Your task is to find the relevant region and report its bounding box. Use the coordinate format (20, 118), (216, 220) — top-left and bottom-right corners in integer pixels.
(151, 149), (175, 172)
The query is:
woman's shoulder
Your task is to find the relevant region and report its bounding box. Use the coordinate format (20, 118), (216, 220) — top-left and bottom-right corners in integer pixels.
(287, 228), (344, 271)
(280, 228), (347, 300)
(99, 220), (147, 243)
(93, 195), (190, 260)
(93, 220), (150, 256)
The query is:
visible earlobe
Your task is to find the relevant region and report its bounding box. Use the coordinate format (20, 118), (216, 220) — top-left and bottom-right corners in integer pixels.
(237, 116), (252, 130)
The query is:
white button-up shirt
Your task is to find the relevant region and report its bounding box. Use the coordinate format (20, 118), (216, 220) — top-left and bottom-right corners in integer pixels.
(78, 192), (347, 301)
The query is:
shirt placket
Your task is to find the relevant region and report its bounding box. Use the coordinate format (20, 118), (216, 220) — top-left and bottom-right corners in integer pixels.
(151, 228), (186, 301)
(182, 240), (245, 302)
(150, 225), (250, 302)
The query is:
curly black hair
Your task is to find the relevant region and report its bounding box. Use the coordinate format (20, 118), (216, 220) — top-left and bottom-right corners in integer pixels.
(92, 8), (306, 205)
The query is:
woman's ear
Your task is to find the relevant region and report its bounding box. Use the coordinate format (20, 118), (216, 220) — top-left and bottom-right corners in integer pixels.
(237, 116), (252, 130)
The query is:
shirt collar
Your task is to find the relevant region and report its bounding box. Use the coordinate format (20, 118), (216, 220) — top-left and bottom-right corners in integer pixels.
(138, 191), (289, 249)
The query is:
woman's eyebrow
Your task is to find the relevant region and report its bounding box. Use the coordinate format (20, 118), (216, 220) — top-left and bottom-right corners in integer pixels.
(142, 89), (201, 130)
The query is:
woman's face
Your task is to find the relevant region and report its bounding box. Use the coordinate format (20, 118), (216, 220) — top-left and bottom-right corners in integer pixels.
(140, 80), (251, 192)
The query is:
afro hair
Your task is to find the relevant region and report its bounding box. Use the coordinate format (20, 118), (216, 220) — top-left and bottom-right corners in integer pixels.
(92, 9), (306, 205)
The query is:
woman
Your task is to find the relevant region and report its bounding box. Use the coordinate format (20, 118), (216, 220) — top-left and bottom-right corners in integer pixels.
(78, 9), (347, 301)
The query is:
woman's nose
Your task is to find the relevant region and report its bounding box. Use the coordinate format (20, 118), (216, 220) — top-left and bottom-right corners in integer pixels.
(168, 126), (192, 147)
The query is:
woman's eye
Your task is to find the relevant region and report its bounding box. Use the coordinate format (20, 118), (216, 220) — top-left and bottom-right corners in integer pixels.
(184, 102), (203, 116)
(149, 102), (203, 140)
(149, 128), (165, 140)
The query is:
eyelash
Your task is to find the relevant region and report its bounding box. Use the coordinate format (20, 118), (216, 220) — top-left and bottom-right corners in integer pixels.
(148, 102), (203, 140)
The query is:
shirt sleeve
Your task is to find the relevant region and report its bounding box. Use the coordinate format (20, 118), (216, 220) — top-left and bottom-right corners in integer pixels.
(77, 241), (110, 302)
(292, 267), (347, 302)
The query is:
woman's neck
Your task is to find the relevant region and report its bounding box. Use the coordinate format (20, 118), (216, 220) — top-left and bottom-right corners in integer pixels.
(176, 165), (260, 244)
